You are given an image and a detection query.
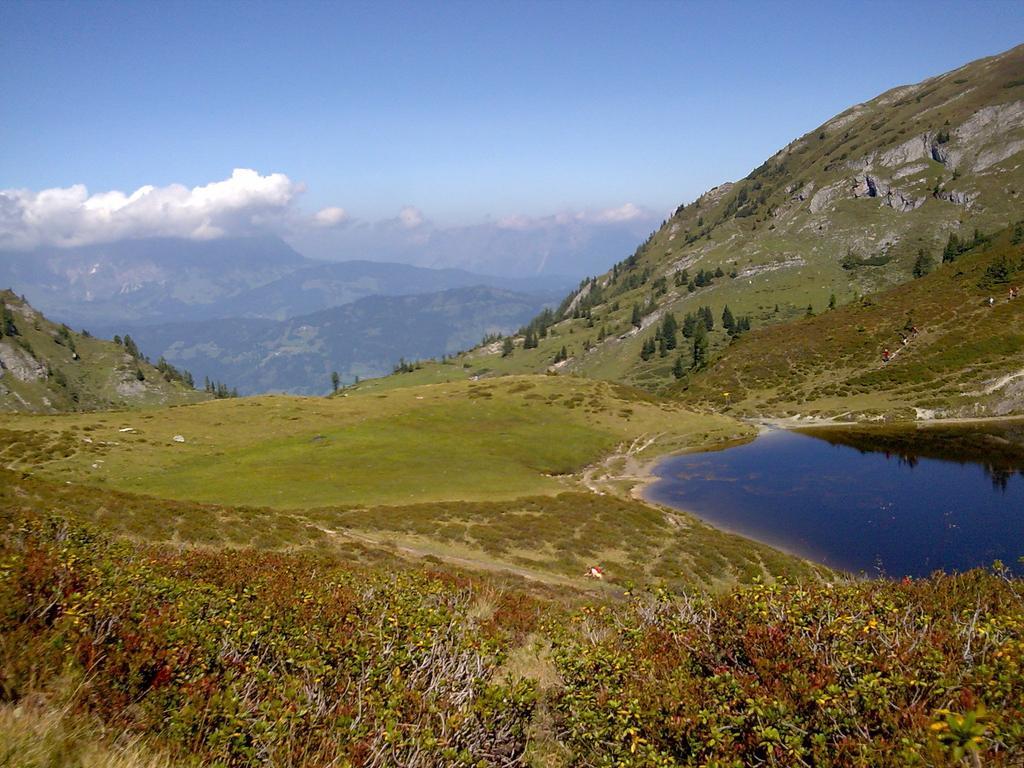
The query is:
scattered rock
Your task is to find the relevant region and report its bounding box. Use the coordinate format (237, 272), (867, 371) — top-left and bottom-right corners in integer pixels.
(172, 435), (185, 443)
(936, 189), (976, 206)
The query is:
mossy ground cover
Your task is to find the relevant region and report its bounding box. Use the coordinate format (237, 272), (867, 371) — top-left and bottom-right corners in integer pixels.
(548, 571), (1024, 767)
(0, 466), (820, 591)
(3, 499), (1023, 767)
(1, 512), (540, 767)
(1, 375), (748, 507)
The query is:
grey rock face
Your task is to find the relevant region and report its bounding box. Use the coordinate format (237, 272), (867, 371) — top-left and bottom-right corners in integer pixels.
(936, 189), (977, 206)
(851, 174), (926, 212)
(0, 341), (47, 382)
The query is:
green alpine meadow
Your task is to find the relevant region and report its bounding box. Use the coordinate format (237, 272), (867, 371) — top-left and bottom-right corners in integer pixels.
(2, 9), (1024, 767)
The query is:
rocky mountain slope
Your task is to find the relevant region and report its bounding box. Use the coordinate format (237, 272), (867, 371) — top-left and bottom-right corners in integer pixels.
(409, 44), (1024, 414)
(0, 290), (208, 412)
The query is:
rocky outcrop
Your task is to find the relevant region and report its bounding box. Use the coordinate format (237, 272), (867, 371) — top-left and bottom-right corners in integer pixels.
(791, 181), (816, 202)
(115, 377), (147, 397)
(564, 281), (594, 316)
(809, 182), (844, 213)
(936, 189), (977, 206)
(0, 341), (47, 382)
(823, 105), (869, 133)
(879, 134), (933, 167)
(956, 100), (1024, 145)
(851, 174), (926, 212)
(893, 162), (929, 180)
(974, 139), (1024, 172)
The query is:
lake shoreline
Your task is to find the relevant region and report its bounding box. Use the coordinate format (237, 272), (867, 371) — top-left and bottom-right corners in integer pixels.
(638, 416), (1024, 578)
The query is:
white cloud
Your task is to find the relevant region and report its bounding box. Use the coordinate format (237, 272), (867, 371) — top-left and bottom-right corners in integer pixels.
(491, 203), (653, 231)
(0, 168), (301, 249)
(398, 205), (424, 229)
(587, 202), (646, 223)
(312, 206), (349, 227)
(496, 214), (532, 230)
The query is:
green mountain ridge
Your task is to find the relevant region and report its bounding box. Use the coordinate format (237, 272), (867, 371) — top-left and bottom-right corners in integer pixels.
(393, 44), (1024, 417)
(0, 289), (209, 412)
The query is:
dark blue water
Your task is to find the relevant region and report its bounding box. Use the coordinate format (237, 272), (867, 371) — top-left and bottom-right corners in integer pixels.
(646, 428), (1024, 577)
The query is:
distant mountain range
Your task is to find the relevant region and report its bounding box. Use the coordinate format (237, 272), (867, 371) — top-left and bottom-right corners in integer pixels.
(112, 285), (553, 395)
(0, 235), (574, 328)
(0, 236), (569, 395)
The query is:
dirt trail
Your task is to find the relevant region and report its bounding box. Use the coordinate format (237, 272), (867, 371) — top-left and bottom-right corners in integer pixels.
(977, 368), (1024, 395)
(310, 524), (599, 590)
(579, 433), (663, 499)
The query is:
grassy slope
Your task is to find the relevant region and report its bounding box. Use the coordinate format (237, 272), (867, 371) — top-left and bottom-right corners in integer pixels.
(2, 375), (825, 589)
(680, 224), (1024, 419)
(0, 467), (823, 591)
(386, 45), (1024, 397)
(0, 289), (208, 413)
(1, 375), (750, 508)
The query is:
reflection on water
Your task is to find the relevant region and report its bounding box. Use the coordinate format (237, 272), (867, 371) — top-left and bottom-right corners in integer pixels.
(646, 422), (1024, 577)
(808, 421), (1024, 492)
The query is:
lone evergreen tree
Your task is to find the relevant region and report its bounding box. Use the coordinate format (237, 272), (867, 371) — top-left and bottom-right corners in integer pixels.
(942, 233), (961, 263)
(692, 323), (708, 369)
(123, 335), (140, 359)
(331, 371), (340, 393)
(721, 305), (735, 332)
(700, 305), (714, 331)
(631, 303), (642, 328)
(639, 337), (656, 361)
(672, 355), (685, 379)
(682, 312), (697, 338)
(501, 336), (514, 357)
(523, 328), (538, 349)
(828, 293), (837, 311)
(913, 249), (935, 278)
(1, 303), (17, 337)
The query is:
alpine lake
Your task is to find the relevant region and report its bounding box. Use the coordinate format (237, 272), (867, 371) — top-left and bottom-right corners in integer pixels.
(646, 419), (1024, 578)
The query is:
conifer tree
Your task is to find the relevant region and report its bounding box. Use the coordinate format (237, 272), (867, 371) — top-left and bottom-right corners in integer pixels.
(672, 355), (685, 379)
(942, 233), (961, 263)
(721, 305), (735, 332)
(913, 249), (935, 278)
(700, 305), (714, 330)
(682, 312), (697, 338)
(1, 304), (17, 337)
(692, 323), (708, 369)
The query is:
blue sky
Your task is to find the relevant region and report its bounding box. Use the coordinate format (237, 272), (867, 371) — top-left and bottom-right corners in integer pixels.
(0, 0), (1022, 267)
